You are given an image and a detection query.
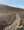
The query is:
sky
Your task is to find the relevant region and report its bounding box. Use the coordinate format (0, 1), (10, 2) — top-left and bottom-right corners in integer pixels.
(0, 0), (8, 5)
(0, 0), (24, 8)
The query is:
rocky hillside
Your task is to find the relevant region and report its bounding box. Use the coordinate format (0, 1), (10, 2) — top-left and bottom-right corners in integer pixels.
(0, 4), (24, 30)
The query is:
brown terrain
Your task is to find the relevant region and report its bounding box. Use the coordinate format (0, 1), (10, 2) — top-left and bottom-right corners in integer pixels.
(0, 4), (24, 30)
